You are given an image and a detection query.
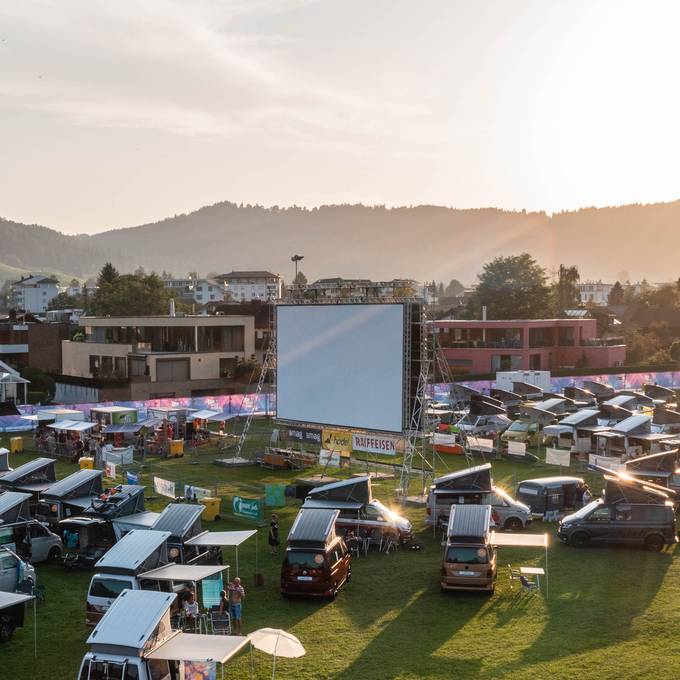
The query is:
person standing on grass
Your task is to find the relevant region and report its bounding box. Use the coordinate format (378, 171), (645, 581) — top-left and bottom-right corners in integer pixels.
(269, 513), (280, 555)
(228, 577), (245, 634)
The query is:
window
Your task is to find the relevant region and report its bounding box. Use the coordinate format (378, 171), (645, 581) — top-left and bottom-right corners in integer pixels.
(89, 355), (100, 375)
(30, 523), (49, 538)
(101, 356), (113, 377)
(147, 660), (170, 680)
(445, 547), (488, 564)
(156, 358), (190, 382)
(80, 661), (139, 680)
(589, 506), (611, 522)
(114, 357), (127, 377)
(284, 552), (325, 568)
(89, 578), (131, 599)
(0, 552), (18, 569)
(632, 505), (667, 522)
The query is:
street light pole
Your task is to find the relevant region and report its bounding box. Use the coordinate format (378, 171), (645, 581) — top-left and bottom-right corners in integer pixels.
(291, 254), (304, 284)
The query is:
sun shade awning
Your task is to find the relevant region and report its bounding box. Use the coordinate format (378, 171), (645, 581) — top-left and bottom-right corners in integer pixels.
(138, 563), (228, 582)
(185, 530), (257, 547)
(490, 531), (549, 548)
(103, 418), (161, 434)
(0, 591), (34, 610)
(47, 420), (97, 432)
(146, 633), (250, 664)
(187, 409), (221, 421)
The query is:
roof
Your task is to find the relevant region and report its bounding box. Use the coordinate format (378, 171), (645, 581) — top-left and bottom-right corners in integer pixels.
(185, 530), (257, 547)
(187, 409), (220, 420)
(112, 511), (161, 530)
(145, 633), (250, 664)
(47, 420), (97, 432)
(0, 491), (32, 517)
(95, 530), (171, 573)
(529, 398), (565, 413)
(91, 406), (137, 414)
(138, 563), (227, 582)
(447, 504), (491, 539)
(152, 503), (204, 538)
(42, 468), (102, 499)
(517, 476), (583, 487)
(432, 463), (492, 491)
(302, 499), (363, 511)
(0, 591), (34, 611)
(288, 508), (338, 544)
(0, 457), (55, 484)
(603, 395), (637, 408)
(490, 531), (549, 548)
(307, 476), (371, 505)
(87, 589), (176, 649)
(12, 274), (59, 287)
(218, 270), (278, 280)
(612, 414), (651, 434)
(102, 418), (161, 434)
(559, 409), (600, 426)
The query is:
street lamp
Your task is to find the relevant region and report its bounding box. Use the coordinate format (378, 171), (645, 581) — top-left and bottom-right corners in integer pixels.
(291, 254), (304, 282)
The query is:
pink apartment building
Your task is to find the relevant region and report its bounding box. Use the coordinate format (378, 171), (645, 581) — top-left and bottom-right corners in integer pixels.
(433, 318), (626, 375)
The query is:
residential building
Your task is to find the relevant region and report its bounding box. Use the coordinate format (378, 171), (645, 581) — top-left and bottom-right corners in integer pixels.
(162, 278), (227, 305)
(578, 281), (648, 306)
(0, 321), (29, 367)
(294, 278), (422, 301)
(433, 318), (626, 375)
(9, 275), (60, 313)
(215, 271), (282, 301)
(60, 313), (255, 400)
(0, 317), (72, 373)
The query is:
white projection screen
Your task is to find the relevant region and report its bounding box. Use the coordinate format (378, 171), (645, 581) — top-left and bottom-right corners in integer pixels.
(276, 304), (405, 433)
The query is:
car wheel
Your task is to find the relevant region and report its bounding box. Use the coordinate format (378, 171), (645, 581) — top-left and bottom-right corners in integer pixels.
(570, 532), (589, 548)
(645, 534), (664, 552)
(504, 517), (523, 531)
(48, 547), (62, 564)
(0, 618), (14, 643)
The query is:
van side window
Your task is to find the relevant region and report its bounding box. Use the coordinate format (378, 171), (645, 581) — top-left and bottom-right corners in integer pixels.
(89, 578), (130, 599)
(614, 506), (632, 521)
(30, 524), (48, 538)
(0, 552), (17, 570)
(632, 505), (667, 522)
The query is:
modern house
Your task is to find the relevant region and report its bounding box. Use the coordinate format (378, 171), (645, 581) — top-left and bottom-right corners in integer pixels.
(433, 318), (626, 375)
(60, 313), (255, 400)
(215, 271), (282, 302)
(0, 316), (71, 372)
(9, 275), (60, 313)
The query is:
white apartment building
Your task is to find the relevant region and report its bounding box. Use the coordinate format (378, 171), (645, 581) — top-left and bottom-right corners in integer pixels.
(216, 271), (282, 302)
(9, 275), (60, 313)
(163, 278), (227, 304)
(578, 281), (647, 306)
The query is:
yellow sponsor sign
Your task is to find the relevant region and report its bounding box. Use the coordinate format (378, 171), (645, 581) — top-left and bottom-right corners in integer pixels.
(322, 428), (353, 452)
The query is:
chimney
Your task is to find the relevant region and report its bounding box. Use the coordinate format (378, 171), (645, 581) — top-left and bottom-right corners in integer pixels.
(169, 298), (176, 317)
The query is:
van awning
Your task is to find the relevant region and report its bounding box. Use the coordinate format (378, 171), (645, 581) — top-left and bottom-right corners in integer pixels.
(0, 591), (34, 611)
(302, 499), (363, 511)
(490, 531), (549, 548)
(146, 632), (250, 664)
(139, 564), (228, 582)
(185, 530), (257, 547)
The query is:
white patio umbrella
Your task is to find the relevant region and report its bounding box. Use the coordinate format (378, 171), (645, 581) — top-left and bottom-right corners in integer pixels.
(250, 627), (305, 680)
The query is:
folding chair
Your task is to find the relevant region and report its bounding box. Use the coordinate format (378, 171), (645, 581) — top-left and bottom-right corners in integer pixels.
(210, 610), (232, 635)
(519, 575), (539, 596)
(507, 564), (521, 590)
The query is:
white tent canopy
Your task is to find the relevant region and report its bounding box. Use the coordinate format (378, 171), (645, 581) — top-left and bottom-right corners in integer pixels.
(187, 409), (221, 421)
(47, 420), (97, 432)
(146, 632), (250, 664)
(206, 411), (239, 422)
(185, 530), (258, 576)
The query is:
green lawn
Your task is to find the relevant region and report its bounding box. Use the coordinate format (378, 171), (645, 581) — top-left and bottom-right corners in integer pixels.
(0, 423), (678, 680)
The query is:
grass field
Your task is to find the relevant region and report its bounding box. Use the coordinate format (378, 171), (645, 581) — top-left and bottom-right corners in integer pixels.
(0, 422), (678, 680)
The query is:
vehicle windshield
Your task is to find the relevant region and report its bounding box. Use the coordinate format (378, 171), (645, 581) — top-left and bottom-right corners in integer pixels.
(446, 546), (489, 564)
(508, 422), (529, 432)
(564, 499), (602, 521)
(80, 661), (139, 680)
(285, 551), (325, 568)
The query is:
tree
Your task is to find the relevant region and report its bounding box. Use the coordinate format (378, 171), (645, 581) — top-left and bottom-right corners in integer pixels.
(608, 281), (624, 305)
(552, 264), (580, 315)
(465, 254), (551, 319)
(48, 292), (80, 310)
(293, 271), (308, 285)
(97, 262), (119, 287)
(89, 273), (174, 316)
(444, 279), (465, 297)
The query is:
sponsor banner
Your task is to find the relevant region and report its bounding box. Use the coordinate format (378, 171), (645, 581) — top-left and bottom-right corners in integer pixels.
(546, 447), (571, 466)
(467, 436), (494, 452)
(286, 427), (322, 445)
(322, 429), (353, 452)
(126, 471), (139, 485)
(507, 440), (526, 456)
(232, 495), (263, 521)
(154, 476), (176, 498)
(352, 433), (398, 456)
(588, 454), (624, 472)
(433, 432), (457, 446)
(265, 484), (286, 507)
(104, 462), (117, 479)
(319, 449), (341, 468)
(184, 485), (212, 501)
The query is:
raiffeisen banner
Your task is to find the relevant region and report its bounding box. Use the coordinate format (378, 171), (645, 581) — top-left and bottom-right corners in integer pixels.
(352, 433), (398, 456)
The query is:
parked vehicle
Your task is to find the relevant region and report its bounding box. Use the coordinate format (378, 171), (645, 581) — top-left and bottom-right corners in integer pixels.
(0, 519), (62, 564)
(456, 396), (511, 436)
(0, 458), (57, 512)
(59, 516), (117, 568)
(0, 546), (36, 593)
(281, 508), (351, 598)
(622, 449), (680, 492)
(35, 469), (103, 525)
(303, 476), (412, 543)
(515, 476), (584, 518)
(500, 420), (544, 448)
(86, 529), (172, 625)
(0, 592), (31, 643)
(440, 504), (495, 593)
(426, 464), (531, 531)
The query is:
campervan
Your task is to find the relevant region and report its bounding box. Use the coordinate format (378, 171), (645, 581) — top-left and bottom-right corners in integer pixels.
(281, 508), (351, 598)
(515, 477), (584, 518)
(303, 476), (412, 543)
(440, 504), (495, 593)
(0, 546), (36, 593)
(35, 468), (104, 525)
(0, 519), (62, 564)
(426, 464), (531, 531)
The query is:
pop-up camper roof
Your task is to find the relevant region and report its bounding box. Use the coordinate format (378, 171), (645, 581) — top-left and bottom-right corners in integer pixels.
(602, 473), (675, 505)
(653, 407), (680, 426)
(644, 384), (676, 401)
(95, 529), (171, 575)
(450, 384), (482, 404)
(151, 503), (204, 541)
(623, 449), (680, 475)
(84, 485), (146, 519)
(42, 469), (103, 501)
(612, 414), (651, 435)
(512, 381), (543, 397)
(558, 409), (601, 427)
(432, 463), (492, 494)
(306, 476), (372, 505)
(490, 388), (522, 404)
(0, 491), (32, 523)
(0, 457), (56, 492)
(469, 395), (506, 416)
(616, 390), (655, 406)
(582, 380), (615, 399)
(447, 504), (491, 542)
(287, 508), (338, 549)
(564, 385), (597, 402)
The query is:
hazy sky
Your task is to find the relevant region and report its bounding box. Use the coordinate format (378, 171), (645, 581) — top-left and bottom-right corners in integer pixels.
(2, 0), (680, 234)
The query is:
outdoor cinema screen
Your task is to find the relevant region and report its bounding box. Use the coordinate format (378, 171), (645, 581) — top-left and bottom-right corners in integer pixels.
(276, 304), (405, 433)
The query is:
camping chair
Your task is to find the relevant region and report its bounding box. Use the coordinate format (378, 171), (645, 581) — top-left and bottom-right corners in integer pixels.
(519, 575), (539, 596)
(507, 564), (521, 590)
(382, 535), (398, 555)
(210, 610), (231, 635)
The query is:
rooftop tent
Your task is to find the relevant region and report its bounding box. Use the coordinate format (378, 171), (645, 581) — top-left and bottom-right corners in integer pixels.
(0, 491), (32, 523)
(47, 420), (97, 433)
(0, 448), (11, 473)
(511, 381), (543, 397)
(145, 632), (250, 664)
(112, 511), (161, 540)
(612, 414), (652, 435)
(602, 394), (637, 410)
(524, 407), (560, 425)
(432, 463), (492, 493)
(95, 529), (171, 575)
(0, 457), (56, 490)
(447, 504), (491, 541)
(644, 384), (676, 401)
(42, 469), (103, 501)
(450, 384), (482, 405)
(564, 385), (597, 401)
(306, 476), (372, 505)
(617, 389), (655, 406)
(85, 485), (146, 519)
(543, 424), (574, 438)
(558, 409), (601, 427)
(152, 503), (204, 541)
(490, 388), (522, 404)
(582, 380), (615, 399)
(623, 449), (680, 474)
(302, 499), (363, 511)
(287, 508), (338, 548)
(653, 407), (680, 426)
(602, 472), (675, 505)
(468, 395), (507, 416)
